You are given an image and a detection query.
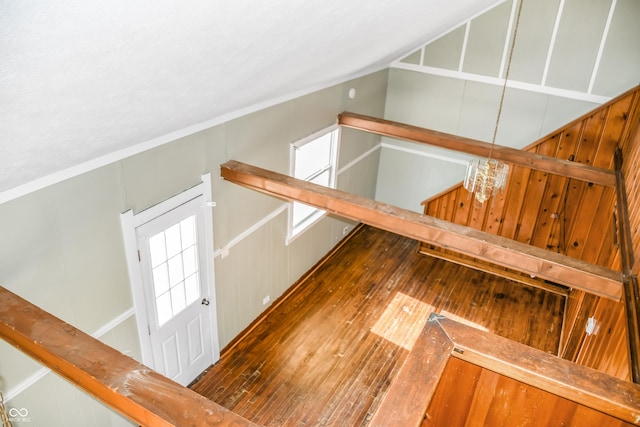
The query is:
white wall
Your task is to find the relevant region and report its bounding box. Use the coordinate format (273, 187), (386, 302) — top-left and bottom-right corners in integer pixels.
(0, 70), (387, 426)
(376, 0), (640, 212)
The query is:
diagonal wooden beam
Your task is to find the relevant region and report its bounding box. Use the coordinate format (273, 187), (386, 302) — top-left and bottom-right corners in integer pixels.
(369, 314), (453, 427)
(0, 287), (258, 427)
(371, 313), (640, 426)
(338, 112), (616, 187)
(221, 160), (622, 300)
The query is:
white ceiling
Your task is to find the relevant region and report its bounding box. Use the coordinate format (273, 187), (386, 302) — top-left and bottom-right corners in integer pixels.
(0, 0), (499, 198)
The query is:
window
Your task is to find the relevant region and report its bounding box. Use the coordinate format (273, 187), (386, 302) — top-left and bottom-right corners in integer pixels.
(289, 125), (340, 241)
(147, 214), (201, 326)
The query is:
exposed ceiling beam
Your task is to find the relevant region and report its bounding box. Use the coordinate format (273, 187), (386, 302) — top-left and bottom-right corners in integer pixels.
(221, 160), (622, 300)
(338, 112), (616, 187)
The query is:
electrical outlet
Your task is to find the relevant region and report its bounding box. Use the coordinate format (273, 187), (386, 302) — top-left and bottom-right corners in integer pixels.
(343, 226), (349, 236)
(586, 316), (600, 335)
(263, 295), (271, 306)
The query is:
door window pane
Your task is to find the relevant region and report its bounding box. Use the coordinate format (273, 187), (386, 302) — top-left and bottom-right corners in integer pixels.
(152, 263), (170, 296)
(156, 292), (172, 326)
(165, 223), (182, 258)
(185, 275), (199, 305)
(171, 282), (187, 314)
(180, 216), (196, 248)
(168, 254), (184, 286)
(147, 214), (201, 326)
(149, 233), (167, 267)
(183, 246), (197, 277)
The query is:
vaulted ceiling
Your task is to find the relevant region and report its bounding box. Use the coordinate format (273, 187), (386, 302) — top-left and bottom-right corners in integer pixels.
(0, 0), (500, 197)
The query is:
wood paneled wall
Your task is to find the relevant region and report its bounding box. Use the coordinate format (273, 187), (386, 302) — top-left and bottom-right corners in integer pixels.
(562, 291), (631, 381)
(420, 86), (640, 381)
(425, 357), (635, 427)
(422, 86), (640, 271)
(372, 315), (640, 427)
(574, 296), (632, 381)
(620, 91), (640, 274)
(559, 87), (640, 382)
(559, 290), (598, 358)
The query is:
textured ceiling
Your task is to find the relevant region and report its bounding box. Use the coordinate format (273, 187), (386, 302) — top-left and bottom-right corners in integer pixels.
(0, 0), (499, 198)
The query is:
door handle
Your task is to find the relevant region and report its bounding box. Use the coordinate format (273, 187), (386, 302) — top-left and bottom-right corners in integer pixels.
(201, 298), (210, 306)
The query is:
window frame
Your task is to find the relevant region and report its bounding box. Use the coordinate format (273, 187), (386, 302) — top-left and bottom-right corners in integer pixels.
(287, 124), (340, 244)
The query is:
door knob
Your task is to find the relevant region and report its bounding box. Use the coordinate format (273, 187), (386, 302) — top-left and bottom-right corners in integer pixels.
(201, 298), (210, 306)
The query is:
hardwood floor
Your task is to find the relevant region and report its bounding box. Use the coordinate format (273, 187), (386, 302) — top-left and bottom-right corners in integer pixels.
(191, 225), (565, 426)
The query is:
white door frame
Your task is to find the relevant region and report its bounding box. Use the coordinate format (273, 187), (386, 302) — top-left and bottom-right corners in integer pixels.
(120, 174), (219, 368)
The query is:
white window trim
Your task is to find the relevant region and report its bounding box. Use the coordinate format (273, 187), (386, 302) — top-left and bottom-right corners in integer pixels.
(287, 125), (340, 245)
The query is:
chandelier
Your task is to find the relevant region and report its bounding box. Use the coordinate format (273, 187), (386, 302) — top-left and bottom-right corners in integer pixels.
(464, 158), (509, 203)
(464, 0), (524, 204)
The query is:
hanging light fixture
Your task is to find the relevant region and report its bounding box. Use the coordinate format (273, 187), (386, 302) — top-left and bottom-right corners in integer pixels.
(464, 157), (509, 203)
(464, 0), (524, 204)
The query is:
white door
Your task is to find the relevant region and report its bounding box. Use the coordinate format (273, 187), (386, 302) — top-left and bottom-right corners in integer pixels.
(135, 195), (215, 386)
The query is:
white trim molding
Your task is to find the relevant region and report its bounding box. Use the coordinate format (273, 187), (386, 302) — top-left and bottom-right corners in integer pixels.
(215, 204), (289, 258)
(380, 141), (469, 166)
(218, 141), (382, 250)
(391, 62), (611, 105)
(337, 143), (381, 176)
(392, 0), (618, 106)
(588, 0), (617, 94)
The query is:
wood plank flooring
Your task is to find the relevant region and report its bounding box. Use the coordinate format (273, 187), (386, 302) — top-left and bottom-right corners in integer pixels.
(191, 225), (565, 426)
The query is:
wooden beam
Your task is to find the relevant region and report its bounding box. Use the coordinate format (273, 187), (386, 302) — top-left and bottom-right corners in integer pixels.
(0, 287), (258, 427)
(338, 112), (616, 187)
(615, 149), (640, 383)
(369, 315), (453, 427)
(446, 314), (640, 423)
(418, 244), (569, 297)
(221, 160), (622, 300)
(373, 313), (640, 426)
(627, 102), (640, 277)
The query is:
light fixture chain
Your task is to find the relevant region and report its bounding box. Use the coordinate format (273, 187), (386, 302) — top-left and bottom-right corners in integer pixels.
(465, 0), (522, 204)
(490, 0), (525, 155)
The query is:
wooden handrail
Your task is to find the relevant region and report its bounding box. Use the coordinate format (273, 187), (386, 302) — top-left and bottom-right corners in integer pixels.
(338, 112), (616, 186)
(615, 149), (640, 383)
(370, 313), (640, 426)
(2, 281), (638, 425)
(221, 160), (623, 300)
(0, 287), (258, 427)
